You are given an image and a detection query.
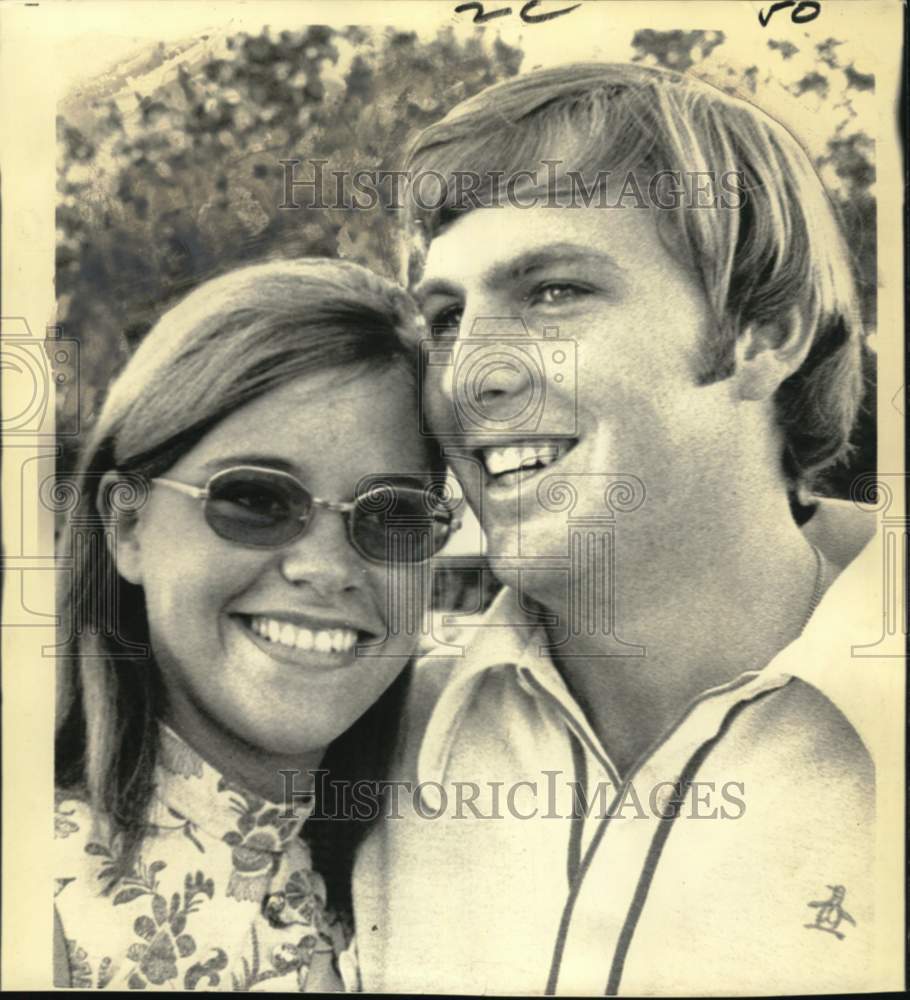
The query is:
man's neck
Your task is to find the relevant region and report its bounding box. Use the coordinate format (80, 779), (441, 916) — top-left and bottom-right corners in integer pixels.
(539, 493), (834, 778)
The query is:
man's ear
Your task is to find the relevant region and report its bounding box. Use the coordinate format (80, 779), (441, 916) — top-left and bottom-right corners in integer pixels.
(97, 470), (145, 587)
(733, 307), (815, 401)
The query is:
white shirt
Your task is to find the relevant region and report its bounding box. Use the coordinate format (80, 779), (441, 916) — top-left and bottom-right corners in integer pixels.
(353, 533), (904, 994)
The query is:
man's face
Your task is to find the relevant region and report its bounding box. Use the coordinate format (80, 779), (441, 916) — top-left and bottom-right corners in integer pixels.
(414, 204), (747, 588)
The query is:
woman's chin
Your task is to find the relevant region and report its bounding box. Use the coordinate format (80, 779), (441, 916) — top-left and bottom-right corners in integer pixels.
(223, 718), (328, 761)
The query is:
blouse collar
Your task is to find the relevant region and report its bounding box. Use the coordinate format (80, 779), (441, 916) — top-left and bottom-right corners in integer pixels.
(153, 723), (315, 852)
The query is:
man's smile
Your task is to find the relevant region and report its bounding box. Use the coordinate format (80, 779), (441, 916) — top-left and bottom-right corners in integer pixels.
(455, 438), (581, 495)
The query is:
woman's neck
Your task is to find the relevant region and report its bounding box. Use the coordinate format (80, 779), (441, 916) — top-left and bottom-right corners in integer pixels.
(160, 706), (325, 804)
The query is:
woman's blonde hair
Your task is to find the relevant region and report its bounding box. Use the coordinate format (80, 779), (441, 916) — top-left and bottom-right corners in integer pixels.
(55, 257), (428, 899)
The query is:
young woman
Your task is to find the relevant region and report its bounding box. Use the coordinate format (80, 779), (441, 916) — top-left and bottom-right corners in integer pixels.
(53, 259), (459, 990)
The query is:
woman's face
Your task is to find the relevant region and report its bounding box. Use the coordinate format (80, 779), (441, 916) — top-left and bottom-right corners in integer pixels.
(116, 367), (436, 762)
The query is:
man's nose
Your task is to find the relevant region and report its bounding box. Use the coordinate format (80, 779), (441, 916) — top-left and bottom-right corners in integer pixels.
(458, 349), (531, 412)
(448, 314), (541, 432)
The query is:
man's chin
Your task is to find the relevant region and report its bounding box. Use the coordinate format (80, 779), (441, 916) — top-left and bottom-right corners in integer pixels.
(493, 566), (568, 623)
(484, 518), (574, 596)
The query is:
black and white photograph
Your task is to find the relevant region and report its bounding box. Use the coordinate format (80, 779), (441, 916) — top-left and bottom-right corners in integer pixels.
(0, 0), (905, 993)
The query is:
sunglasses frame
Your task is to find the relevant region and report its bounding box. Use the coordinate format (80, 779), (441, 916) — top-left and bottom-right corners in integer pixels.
(151, 464), (460, 561)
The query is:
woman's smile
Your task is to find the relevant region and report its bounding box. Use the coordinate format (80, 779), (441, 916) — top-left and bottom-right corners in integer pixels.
(229, 611), (377, 673)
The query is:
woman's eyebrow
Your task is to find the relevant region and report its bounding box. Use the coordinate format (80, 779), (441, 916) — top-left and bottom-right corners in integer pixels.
(199, 455), (299, 474)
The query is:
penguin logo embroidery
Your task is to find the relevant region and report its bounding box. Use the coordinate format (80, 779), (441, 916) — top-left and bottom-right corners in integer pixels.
(805, 885), (856, 940)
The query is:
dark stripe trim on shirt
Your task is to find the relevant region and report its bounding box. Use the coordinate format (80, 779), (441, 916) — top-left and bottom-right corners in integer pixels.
(544, 672), (768, 995)
(604, 690), (778, 995)
(566, 731), (588, 887)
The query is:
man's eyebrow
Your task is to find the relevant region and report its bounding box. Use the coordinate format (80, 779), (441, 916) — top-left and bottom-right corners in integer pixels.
(413, 242), (627, 305)
(491, 243), (627, 285)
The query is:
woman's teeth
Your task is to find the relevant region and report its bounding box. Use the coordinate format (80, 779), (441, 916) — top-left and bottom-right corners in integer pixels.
(249, 616), (357, 653)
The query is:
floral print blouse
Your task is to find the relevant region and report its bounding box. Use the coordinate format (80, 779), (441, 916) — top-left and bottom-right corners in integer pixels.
(54, 724), (358, 991)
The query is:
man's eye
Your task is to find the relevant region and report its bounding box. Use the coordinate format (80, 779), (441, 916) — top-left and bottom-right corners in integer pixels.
(529, 283), (588, 306)
(427, 304), (463, 338)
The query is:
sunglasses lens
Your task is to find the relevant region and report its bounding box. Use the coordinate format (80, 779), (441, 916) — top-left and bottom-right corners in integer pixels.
(352, 478), (457, 563)
(205, 469), (309, 547)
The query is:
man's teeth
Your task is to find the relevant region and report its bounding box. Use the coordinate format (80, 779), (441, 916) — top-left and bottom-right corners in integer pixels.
(250, 617), (357, 653)
(482, 444), (560, 477)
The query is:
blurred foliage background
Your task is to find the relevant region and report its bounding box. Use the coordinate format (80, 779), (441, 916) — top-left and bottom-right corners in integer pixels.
(56, 24), (876, 493)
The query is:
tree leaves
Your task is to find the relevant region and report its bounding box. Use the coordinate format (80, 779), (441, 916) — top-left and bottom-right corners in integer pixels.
(56, 25), (523, 467)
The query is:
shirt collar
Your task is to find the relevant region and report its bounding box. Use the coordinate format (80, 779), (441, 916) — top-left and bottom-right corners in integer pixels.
(418, 534), (887, 788)
(417, 586), (616, 788)
(416, 588), (535, 788)
(757, 535), (888, 764)
(153, 723), (314, 851)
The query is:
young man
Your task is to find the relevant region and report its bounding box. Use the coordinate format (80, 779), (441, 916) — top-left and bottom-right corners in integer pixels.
(352, 63), (900, 994)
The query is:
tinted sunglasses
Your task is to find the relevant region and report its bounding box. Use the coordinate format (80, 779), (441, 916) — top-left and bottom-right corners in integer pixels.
(151, 465), (461, 563)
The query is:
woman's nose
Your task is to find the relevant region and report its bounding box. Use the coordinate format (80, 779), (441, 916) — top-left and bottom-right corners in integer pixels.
(277, 508), (366, 595)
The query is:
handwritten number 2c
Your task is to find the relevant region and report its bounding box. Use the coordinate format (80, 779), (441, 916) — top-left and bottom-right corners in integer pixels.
(758, 1), (821, 27)
(455, 1), (582, 25)
(454, 2), (510, 24)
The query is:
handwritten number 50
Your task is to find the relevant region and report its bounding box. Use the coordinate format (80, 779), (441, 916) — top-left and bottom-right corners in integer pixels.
(758, 1), (821, 27)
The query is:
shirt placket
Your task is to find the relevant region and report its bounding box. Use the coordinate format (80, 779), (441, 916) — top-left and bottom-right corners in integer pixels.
(546, 672), (791, 995)
(515, 664), (621, 859)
